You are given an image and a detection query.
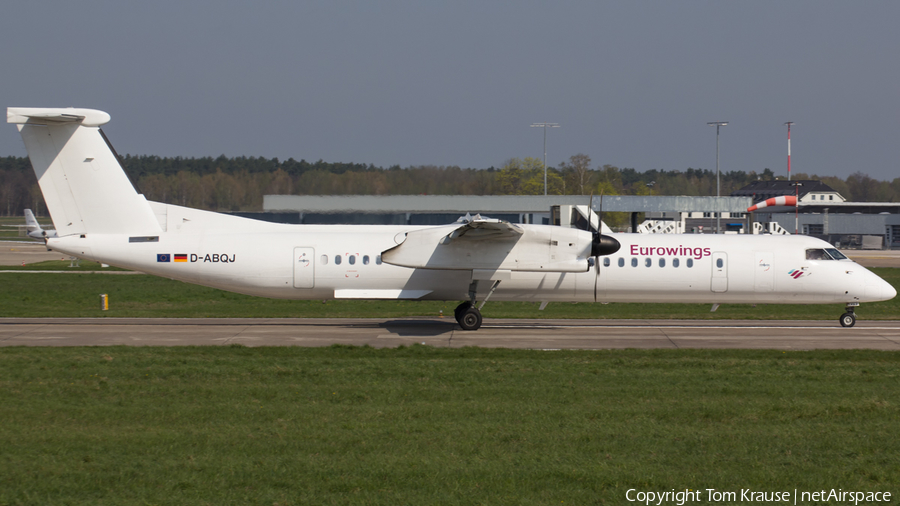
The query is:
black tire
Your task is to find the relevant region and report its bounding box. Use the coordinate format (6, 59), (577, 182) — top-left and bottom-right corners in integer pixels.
(459, 307), (483, 331)
(840, 312), (856, 328)
(454, 302), (471, 322)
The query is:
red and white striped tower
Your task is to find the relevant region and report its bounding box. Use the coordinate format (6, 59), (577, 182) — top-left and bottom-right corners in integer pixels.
(784, 121), (794, 181)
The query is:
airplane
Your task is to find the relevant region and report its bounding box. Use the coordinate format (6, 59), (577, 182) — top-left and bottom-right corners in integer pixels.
(0, 208), (57, 241)
(23, 208), (58, 239)
(7, 107), (896, 330)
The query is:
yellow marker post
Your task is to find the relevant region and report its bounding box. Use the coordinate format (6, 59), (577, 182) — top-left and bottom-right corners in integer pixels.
(100, 294), (109, 311)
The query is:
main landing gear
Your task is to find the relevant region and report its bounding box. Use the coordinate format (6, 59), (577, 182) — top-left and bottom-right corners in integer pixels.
(455, 302), (482, 331)
(840, 303), (859, 328)
(454, 279), (501, 331)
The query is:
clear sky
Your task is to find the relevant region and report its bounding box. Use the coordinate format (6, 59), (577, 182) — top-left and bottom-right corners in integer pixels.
(3, 1), (899, 181)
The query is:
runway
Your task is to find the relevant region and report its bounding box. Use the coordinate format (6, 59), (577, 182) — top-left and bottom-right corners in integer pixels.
(2, 318), (900, 350)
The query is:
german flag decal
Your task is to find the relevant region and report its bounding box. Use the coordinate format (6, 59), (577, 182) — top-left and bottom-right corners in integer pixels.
(174, 254), (188, 262)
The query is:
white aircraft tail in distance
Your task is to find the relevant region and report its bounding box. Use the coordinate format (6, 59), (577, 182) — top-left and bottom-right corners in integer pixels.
(24, 208), (57, 239)
(1, 209), (57, 240)
(7, 107), (896, 330)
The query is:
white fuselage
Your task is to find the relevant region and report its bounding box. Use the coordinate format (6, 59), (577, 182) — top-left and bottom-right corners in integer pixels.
(45, 203), (895, 307)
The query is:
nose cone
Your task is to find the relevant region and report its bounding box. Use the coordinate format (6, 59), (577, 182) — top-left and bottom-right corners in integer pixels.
(883, 279), (898, 301)
(865, 272), (897, 302)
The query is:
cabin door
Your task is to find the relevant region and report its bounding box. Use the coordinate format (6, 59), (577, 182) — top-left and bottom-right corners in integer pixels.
(293, 247), (315, 288)
(754, 252), (774, 292)
(710, 251), (728, 293)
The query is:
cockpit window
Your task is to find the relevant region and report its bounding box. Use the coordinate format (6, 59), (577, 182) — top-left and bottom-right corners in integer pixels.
(806, 248), (848, 260)
(806, 249), (828, 260)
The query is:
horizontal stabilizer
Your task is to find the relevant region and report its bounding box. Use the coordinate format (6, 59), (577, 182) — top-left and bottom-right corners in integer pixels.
(7, 107), (111, 127)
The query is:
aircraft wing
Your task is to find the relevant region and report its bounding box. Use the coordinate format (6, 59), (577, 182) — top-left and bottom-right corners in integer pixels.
(382, 215), (592, 273)
(438, 214), (524, 245)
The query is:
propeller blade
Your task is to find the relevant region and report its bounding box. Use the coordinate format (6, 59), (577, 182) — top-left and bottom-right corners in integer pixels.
(588, 192), (594, 231)
(597, 193), (603, 233)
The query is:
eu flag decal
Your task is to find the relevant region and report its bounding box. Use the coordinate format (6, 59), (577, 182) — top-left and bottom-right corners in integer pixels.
(157, 254), (171, 262)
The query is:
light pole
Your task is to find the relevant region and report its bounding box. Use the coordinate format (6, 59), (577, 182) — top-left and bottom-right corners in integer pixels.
(531, 122), (560, 195)
(784, 121), (794, 181)
(707, 121), (728, 234)
(792, 181), (803, 234)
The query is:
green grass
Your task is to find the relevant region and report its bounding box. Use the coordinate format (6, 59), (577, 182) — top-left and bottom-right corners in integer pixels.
(0, 346), (897, 505)
(0, 259), (128, 271)
(0, 264), (897, 320)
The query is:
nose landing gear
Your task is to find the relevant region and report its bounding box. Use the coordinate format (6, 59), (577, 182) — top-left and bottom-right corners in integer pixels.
(839, 303), (859, 328)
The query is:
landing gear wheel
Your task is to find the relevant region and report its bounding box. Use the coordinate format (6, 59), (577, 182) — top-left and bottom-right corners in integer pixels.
(454, 302), (471, 321)
(458, 306), (483, 331)
(840, 312), (856, 328)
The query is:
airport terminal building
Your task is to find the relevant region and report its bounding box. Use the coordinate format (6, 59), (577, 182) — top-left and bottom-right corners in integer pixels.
(252, 182), (899, 249)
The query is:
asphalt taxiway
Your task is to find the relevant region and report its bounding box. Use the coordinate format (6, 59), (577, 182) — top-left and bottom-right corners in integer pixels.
(2, 318), (899, 350)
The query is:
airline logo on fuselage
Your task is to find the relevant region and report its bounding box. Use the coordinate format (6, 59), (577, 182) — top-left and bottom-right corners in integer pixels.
(630, 245), (711, 260)
(157, 253), (236, 263)
(788, 268), (810, 279)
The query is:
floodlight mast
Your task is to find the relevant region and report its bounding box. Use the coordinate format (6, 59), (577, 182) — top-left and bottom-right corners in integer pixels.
(531, 122), (560, 196)
(707, 121), (728, 234)
(785, 121), (794, 181)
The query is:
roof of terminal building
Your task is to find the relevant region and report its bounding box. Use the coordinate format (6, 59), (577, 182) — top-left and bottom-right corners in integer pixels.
(263, 194), (753, 214)
(732, 180), (842, 201)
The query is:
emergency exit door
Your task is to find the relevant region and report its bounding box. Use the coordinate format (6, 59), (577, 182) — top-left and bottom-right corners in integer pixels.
(293, 247), (315, 288)
(710, 251), (728, 293)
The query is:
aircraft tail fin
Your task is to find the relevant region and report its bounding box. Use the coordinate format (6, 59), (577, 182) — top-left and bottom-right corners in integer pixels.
(23, 209), (40, 233)
(8, 107), (161, 237)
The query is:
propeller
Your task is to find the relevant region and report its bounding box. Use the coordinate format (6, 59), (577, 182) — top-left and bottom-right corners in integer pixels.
(589, 193), (620, 257)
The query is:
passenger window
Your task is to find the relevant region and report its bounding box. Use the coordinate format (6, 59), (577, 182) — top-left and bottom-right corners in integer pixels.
(618, 258), (624, 267)
(376, 255), (382, 265)
(716, 258), (724, 268)
(334, 255), (342, 265)
(645, 258), (651, 267)
(320, 255), (328, 265)
(687, 258), (693, 268)
(603, 258), (610, 267)
(659, 258), (665, 267)
(349, 255), (356, 265)
(631, 258), (638, 267)
(673, 258), (679, 268)
(363, 255), (370, 265)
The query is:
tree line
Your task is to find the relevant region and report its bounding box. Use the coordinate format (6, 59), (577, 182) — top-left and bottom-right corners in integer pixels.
(1, 153), (898, 216)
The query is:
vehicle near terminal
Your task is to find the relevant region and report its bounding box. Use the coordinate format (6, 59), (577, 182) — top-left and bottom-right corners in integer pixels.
(7, 107), (896, 330)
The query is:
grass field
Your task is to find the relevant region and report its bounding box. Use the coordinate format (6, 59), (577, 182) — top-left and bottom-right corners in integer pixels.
(1, 262), (898, 321)
(1, 346), (898, 505)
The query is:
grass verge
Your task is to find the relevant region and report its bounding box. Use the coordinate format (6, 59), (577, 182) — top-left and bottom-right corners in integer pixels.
(0, 346), (897, 505)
